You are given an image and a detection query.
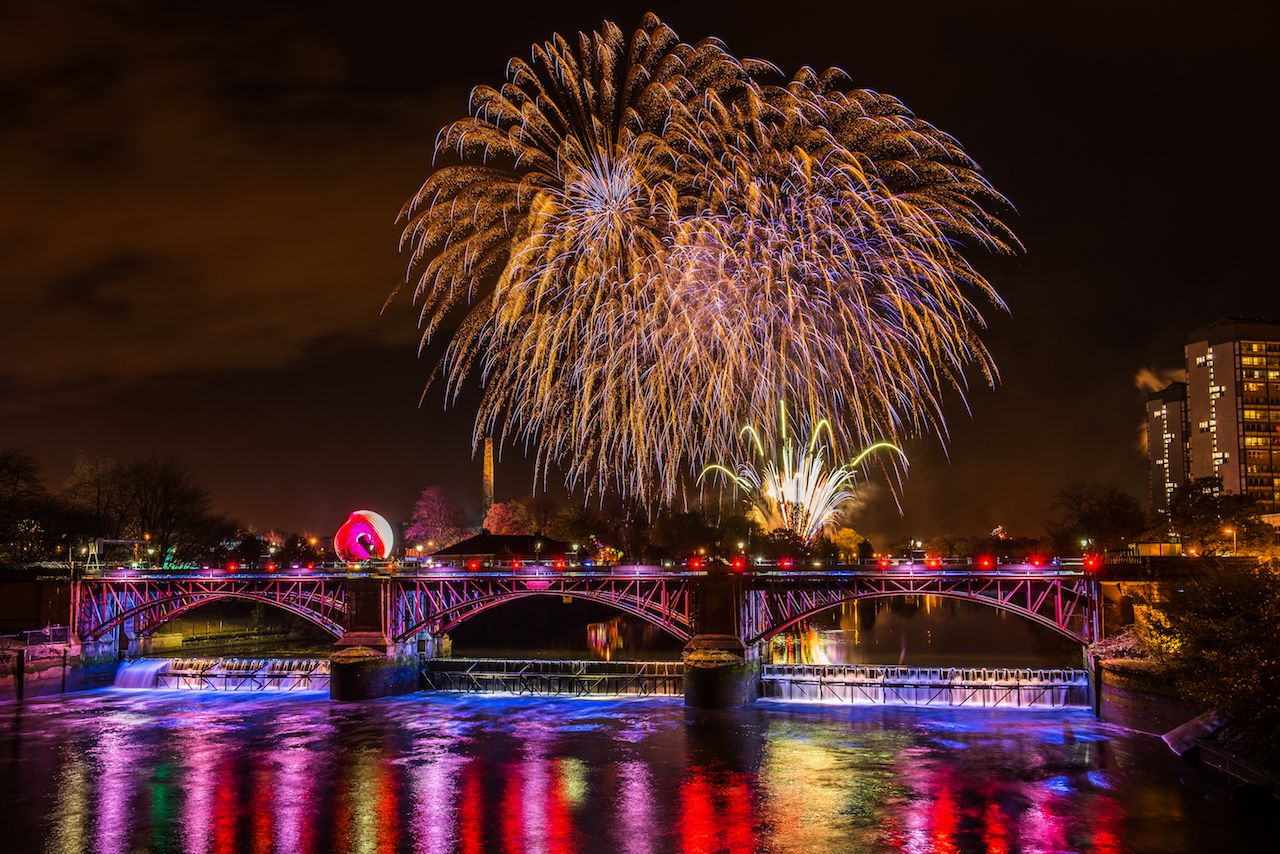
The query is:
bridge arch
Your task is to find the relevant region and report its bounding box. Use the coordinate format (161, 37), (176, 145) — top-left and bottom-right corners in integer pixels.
(747, 589), (1091, 646)
(396, 589), (693, 643)
(80, 591), (345, 642)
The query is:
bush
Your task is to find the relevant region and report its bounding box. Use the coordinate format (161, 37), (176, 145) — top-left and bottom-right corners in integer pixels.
(1089, 625), (1154, 661)
(1147, 560), (1280, 761)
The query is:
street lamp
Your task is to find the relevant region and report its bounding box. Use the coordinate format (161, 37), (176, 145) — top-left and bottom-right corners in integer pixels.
(1223, 526), (1236, 554)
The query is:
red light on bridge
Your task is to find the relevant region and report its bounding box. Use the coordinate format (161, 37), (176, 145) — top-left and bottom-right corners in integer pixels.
(924, 556), (942, 569)
(467, 560), (481, 571)
(688, 557), (703, 570)
(305, 562), (315, 570)
(553, 560), (565, 570)
(227, 561), (239, 573)
(779, 557), (793, 569)
(512, 560), (522, 569)
(731, 556), (746, 572)
(1083, 554), (1102, 571)
(877, 557), (891, 568)
(977, 555), (995, 569)
(1029, 555), (1044, 567)
(265, 562), (277, 572)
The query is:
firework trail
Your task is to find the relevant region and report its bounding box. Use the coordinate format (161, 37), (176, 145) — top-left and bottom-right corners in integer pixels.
(395, 14), (1016, 504)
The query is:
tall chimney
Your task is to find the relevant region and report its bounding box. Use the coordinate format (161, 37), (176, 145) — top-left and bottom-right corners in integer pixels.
(482, 436), (495, 513)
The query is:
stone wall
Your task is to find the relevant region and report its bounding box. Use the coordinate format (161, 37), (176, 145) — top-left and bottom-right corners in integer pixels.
(0, 640), (119, 702)
(1098, 660), (1199, 735)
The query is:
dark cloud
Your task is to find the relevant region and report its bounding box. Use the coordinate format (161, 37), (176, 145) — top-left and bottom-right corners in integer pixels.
(47, 253), (168, 316)
(1, 1), (1275, 539)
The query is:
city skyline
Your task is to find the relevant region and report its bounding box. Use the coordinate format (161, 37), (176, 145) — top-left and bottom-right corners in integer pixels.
(2, 2), (1276, 539)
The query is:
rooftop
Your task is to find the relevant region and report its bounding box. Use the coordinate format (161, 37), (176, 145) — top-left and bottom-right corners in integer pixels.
(431, 531), (568, 558)
(1187, 317), (1280, 345)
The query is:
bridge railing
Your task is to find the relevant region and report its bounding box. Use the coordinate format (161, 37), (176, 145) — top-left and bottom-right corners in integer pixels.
(76, 560), (1093, 580)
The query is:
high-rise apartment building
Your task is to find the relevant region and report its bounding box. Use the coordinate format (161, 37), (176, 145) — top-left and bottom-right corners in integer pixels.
(1145, 381), (1189, 514)
(1148, 318), (1280, 515)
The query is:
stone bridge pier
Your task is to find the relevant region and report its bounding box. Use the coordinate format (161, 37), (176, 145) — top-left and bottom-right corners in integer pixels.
(328, 577), (419, 701)
(683, 574), (759, 708)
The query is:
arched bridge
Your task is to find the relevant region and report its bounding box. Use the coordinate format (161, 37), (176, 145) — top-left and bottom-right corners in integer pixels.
(76, 576), (350, 642)
(388, 574), (693, 641)
(75, 572), (696, 644)
(741, 571), (1100, 645)
(74, 565), (1100, 648)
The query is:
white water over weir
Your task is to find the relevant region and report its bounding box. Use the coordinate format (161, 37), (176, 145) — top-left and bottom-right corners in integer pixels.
(113, 658), (330, 691)
(423, 658), (684, 697)
(420, 659), (1090, 708)
(761, 664), (1090, 708)
(113, 659), (170, 689)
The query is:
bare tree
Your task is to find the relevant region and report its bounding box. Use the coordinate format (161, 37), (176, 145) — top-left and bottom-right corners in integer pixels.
(1047, 482), (1146, 552)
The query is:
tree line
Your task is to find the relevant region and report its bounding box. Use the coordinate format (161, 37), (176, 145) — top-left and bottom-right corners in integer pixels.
(410, 476), (1275, 564)
(1, 449), (234, 566)
(406, 486), (875, 564)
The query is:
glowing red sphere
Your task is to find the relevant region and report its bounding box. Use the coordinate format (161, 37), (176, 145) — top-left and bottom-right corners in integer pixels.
(333, 510), (394, 561)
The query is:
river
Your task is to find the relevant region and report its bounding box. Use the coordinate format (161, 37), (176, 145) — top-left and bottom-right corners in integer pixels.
(2, 689), (1274, 852)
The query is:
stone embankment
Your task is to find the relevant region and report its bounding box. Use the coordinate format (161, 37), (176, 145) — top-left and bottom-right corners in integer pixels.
(0, 639), (118, 701)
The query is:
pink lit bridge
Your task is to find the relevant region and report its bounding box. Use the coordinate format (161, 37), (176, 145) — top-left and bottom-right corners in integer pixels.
(74, 561), (1103, 649)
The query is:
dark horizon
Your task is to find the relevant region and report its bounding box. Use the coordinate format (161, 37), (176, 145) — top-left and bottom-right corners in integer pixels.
(2, 1), (1275, 541)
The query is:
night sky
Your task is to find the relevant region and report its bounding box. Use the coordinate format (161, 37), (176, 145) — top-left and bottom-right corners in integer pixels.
(2, 1), (1275, 542)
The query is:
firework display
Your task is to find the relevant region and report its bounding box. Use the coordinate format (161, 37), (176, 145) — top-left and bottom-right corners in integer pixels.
(396, 14), (1015, 504)
(701, 402), (906, 544)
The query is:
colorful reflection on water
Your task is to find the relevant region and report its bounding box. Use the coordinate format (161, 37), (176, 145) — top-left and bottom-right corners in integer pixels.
(2, 690), (1273, 852)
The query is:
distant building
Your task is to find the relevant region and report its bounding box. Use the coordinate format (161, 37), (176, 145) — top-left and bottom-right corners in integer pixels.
(1145, 381), (1189, 514)
(430, 531), (568, 569)
(1149, 318), (1280, 515)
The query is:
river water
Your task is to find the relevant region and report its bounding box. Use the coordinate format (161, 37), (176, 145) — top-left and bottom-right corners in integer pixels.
(2, 689), (1274, 853)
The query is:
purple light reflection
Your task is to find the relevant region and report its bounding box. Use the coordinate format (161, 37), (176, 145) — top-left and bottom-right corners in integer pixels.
(410, 752), (466, 854)
(615, 760), (655, 854)
(92, 723), (138, 854)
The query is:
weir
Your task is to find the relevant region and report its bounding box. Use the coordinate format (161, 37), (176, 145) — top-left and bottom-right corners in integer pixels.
(761, 664), (1091, 708)
(422, 658), (684, 697)
(419, 658), (1091, 708)
(112, 657), (330, 691)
